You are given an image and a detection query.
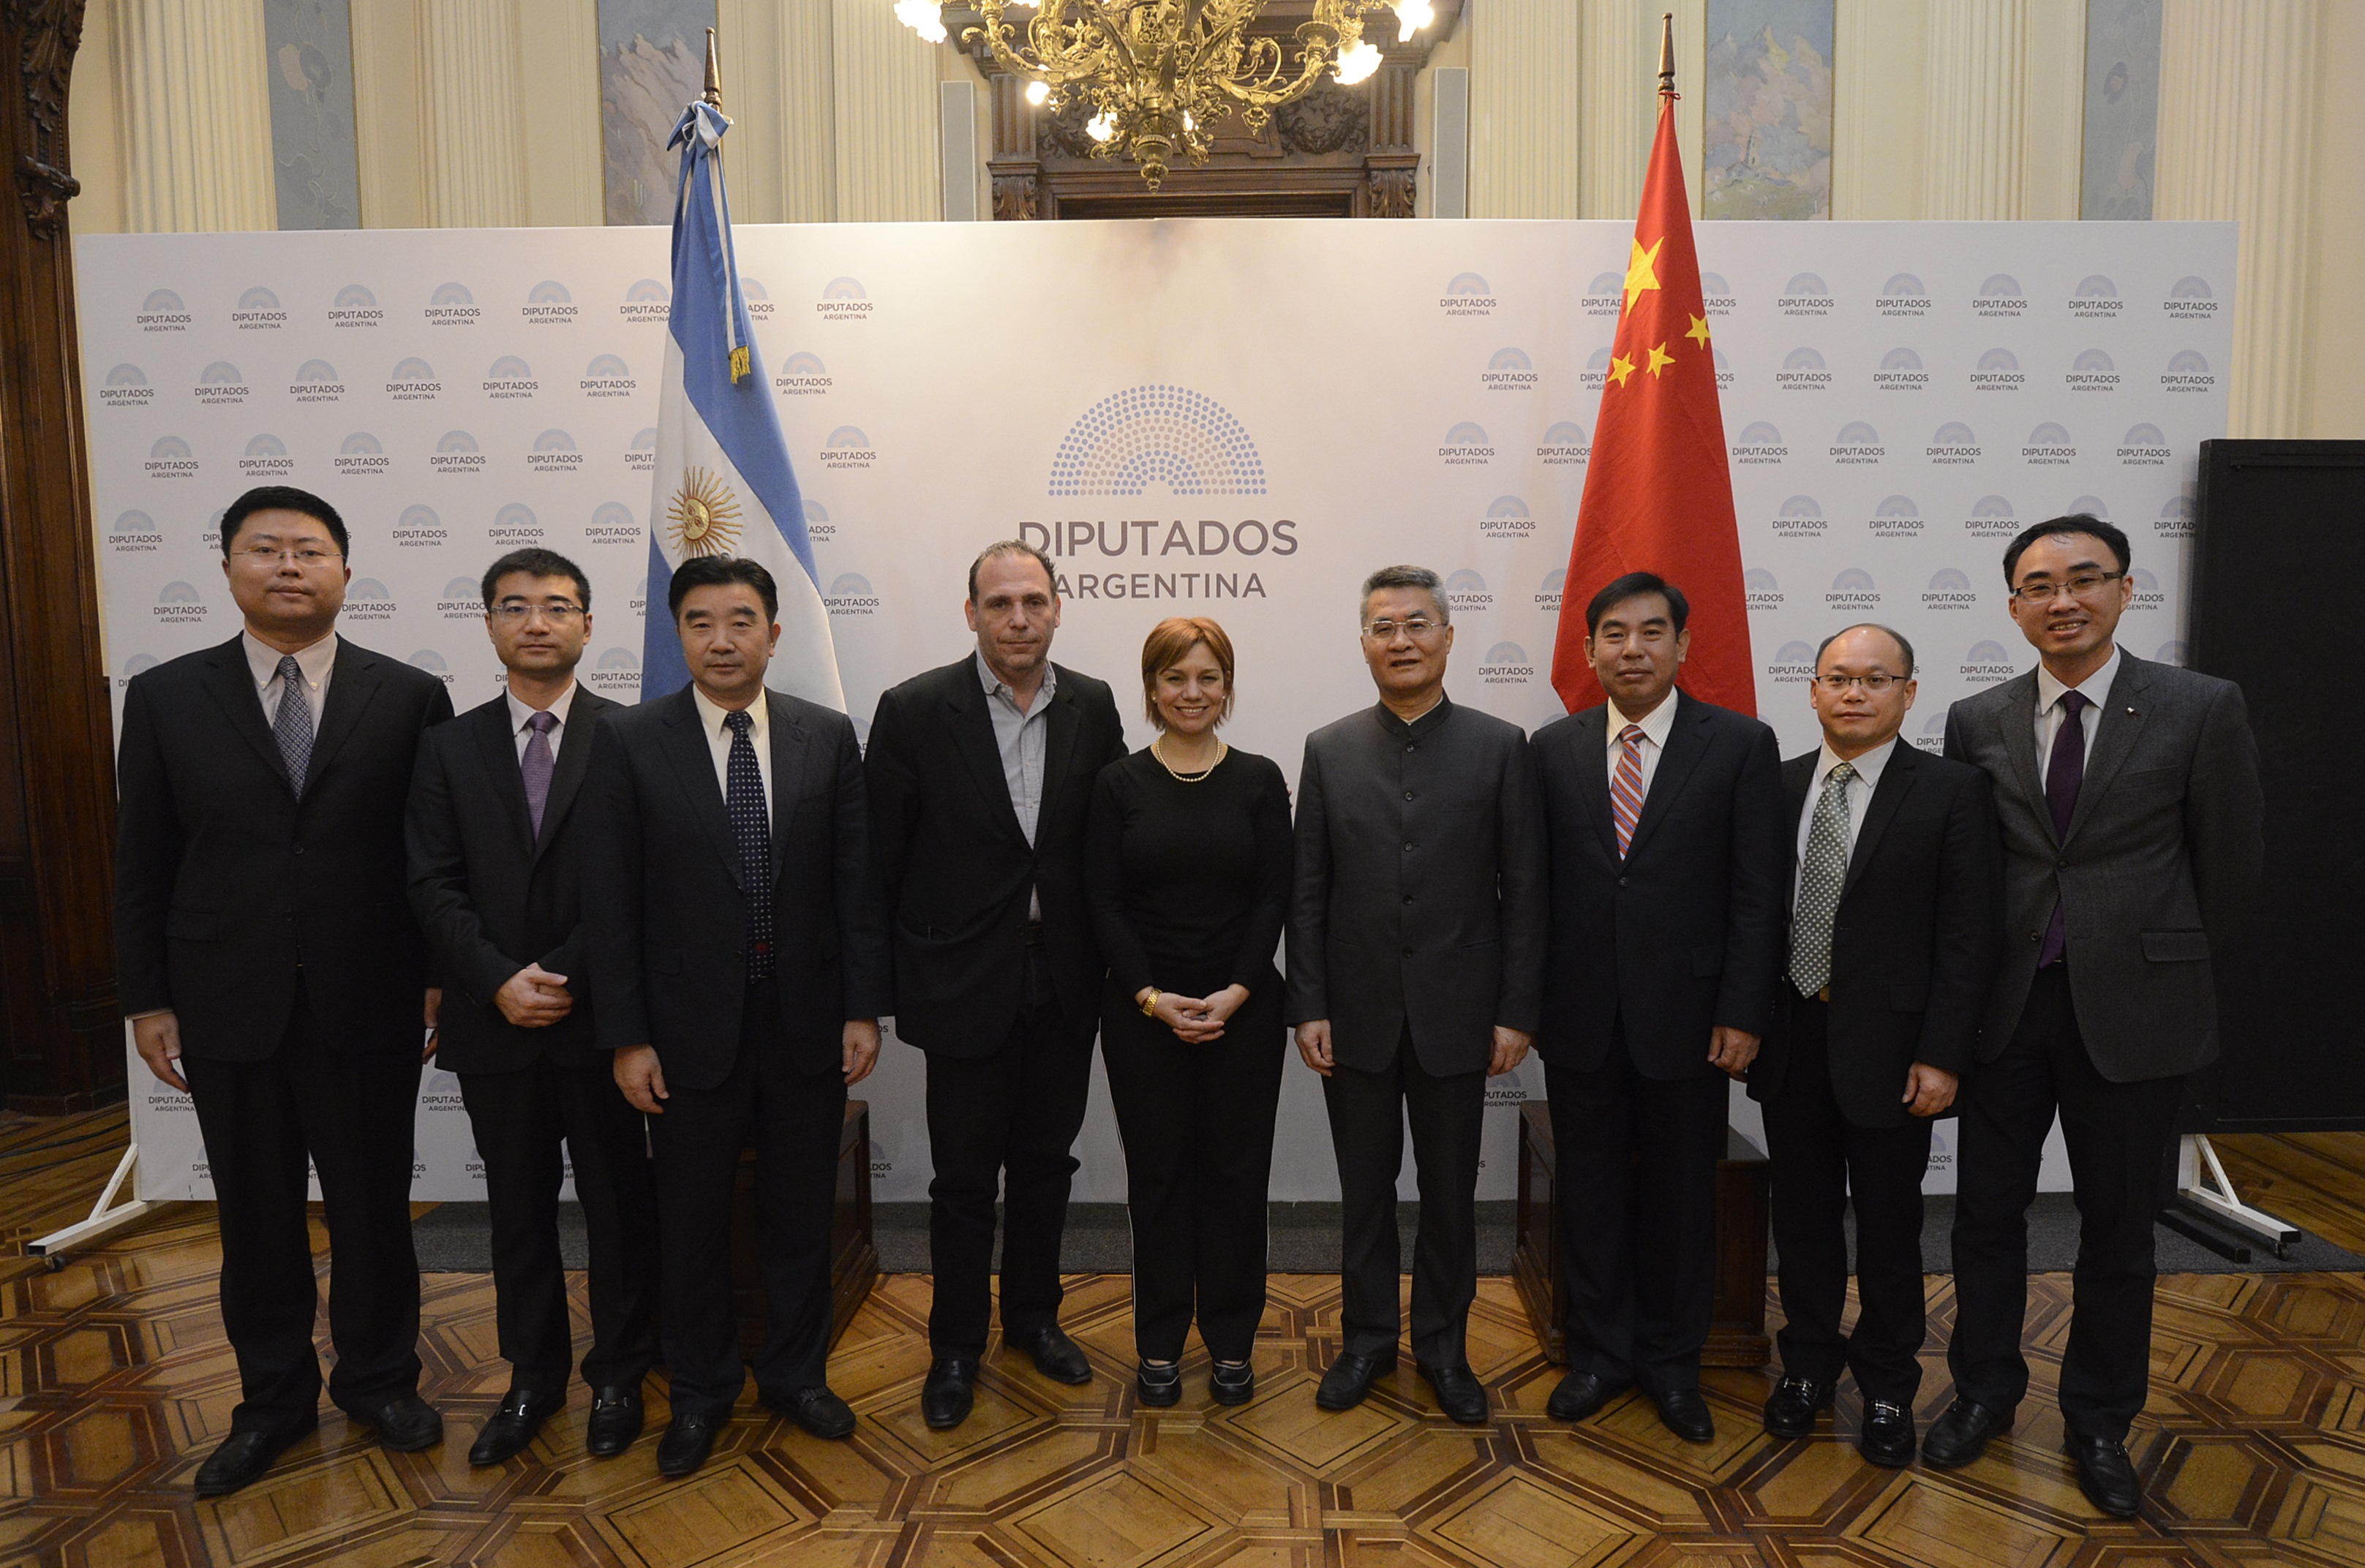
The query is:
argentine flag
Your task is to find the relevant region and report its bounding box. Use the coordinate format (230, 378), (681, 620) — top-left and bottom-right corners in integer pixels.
(641, 100), (843, 709)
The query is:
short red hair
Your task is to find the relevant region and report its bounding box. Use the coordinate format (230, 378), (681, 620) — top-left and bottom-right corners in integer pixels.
(1139, 617), (1236, 728)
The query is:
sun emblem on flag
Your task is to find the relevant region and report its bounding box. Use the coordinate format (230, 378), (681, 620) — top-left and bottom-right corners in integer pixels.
(666, 467), (742, 557)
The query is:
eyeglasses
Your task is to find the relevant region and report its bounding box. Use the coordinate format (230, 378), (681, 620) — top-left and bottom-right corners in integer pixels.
(489, 603), (584, 623)
(233, 546), (342, 567)
(1814, 673), (1905, 693)
(2008, 570), (2124, 604)
(1362, 617), (1443, 641)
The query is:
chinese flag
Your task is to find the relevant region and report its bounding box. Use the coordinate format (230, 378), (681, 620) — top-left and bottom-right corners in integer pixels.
(1549, 94), (1754, 716)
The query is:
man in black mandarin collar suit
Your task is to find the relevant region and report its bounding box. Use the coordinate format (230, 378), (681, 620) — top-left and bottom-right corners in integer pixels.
(586, 555), (890, 1477)
(116, 487), (454, 1496)
(1748, 625), (1999, 1467)
(406, 549), (657, 1466)
(1928, 516), (2263, 1516)
(865, 542), (1127, 1428)
(1531, 572), (1789, 1445)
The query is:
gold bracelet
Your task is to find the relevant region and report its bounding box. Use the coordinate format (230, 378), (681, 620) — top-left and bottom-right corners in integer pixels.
(1140, 990), (1161, 1018)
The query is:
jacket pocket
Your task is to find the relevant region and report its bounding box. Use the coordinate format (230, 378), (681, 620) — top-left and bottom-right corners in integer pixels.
(2141, 929), (2210, 962)
(1691, 945), (1724, 977)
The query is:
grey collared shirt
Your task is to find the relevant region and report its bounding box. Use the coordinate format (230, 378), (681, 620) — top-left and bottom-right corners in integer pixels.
(978, 651), (1056, 919)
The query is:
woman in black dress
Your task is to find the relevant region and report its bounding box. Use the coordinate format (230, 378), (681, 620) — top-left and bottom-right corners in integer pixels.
(1088, 616), (1293, 1407)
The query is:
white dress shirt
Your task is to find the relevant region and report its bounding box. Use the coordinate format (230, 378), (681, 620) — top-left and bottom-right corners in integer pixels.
(979, 651), (1056, 920)
(691, 685), (770, 810)
(1792, 736), (1898, 910)
(2034, 644), (2122, 785)
(505, 680), (578, 764)
(1603, 691), (1682, 800)
(241, 629), (336, 728)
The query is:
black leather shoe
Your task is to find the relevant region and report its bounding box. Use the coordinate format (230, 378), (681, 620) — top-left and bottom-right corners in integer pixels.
(1761, 1376), (1835, 1439)
(1922, 1398), (2014, 1469)
(1007, 1324), (1092, 1385)
(1546, 1371), (1632, 1423)
(762, 1385), (855, 1439)
(1417, 1363), (1489, 1426)
(192, 1418), (316, 1497)
(1136, 1361), (1182, 1407)
(656, 1411), (721, 1477)
(922, 1357), (978, 1430)
(2065, 1432), (2143, 1518)
(1315, 1349), (1397, 1411)
(468, 1389), (563, 1467)
(1860, 1400), (1917, 1467)
(1209, 1360), (1255, 1407)
(585, 1386), (644, 1457)
(1652, 1387), (1716, 1444)
(345, 1394), (443, 1453)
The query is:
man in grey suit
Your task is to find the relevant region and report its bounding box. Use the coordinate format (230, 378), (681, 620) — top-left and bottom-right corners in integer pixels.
(1288, 564), (1547, 1425)
(1930, 515), (2263, 1516)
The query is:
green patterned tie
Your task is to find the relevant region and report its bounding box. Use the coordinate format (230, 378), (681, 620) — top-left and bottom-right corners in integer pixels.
(1789, 761), (1855, 998)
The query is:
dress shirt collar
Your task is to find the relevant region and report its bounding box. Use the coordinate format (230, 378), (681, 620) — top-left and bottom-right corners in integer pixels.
(241, 628), (336, 690)
(691, 682), (767, 743)
(1375, 690), (1453, 739)
(505, 679), (576, 736)
(2035, 644), (2122, 717)
(977, 649), (1057, 709)
(1607, 689), (1680, 749)
(1814, 734), (1898, 793)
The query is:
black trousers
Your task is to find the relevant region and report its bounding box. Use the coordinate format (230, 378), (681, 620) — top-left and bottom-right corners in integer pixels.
(1322, 1029), (1484, 1368)
(183, 987), (424, 1436)
(1948, 963), (2182, 1439)
(923, 946), (1097, 1359)
(1546, 1039), (1727, 1395)
(456, 1054), (659, 1395)
(1761, 997), (1934, 1404)
(1100, 982), (1285, 1363)
(647, 978), (846, 1417)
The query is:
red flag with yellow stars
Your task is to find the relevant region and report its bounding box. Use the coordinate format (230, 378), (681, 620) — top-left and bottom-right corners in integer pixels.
(1549, 94), (1753, 716)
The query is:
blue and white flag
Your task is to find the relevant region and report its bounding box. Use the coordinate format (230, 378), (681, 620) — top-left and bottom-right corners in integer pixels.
(641, 101), (843, 709)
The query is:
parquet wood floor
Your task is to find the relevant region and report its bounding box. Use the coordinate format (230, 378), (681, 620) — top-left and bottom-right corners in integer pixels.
(1, 1113), (2361, 1567)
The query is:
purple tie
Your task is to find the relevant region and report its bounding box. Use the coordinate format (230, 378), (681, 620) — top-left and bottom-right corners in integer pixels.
(521, 710), (557, 840)
(2037, 689), (2089, 968)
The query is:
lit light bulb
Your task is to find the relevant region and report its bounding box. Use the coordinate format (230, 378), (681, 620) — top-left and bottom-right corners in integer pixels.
(1393, 1), (1435, 31)
(1334, 40), (1383, 85)
(1087, 111), (1117, 143)
(1025, 78), (1050, 106)
(1182, 111), (1196, 132)
(892, 1), (947, 43)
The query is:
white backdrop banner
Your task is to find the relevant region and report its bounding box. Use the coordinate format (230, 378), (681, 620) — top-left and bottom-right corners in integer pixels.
(78, 218), (2234, 1204)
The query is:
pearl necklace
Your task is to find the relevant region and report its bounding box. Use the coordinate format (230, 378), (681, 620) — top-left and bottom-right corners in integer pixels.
(1151, 735), (1227, 783)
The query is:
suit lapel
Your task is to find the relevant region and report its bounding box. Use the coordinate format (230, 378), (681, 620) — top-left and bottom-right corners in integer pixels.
(1623, 693), (1706, 861)
(1571, 706), (1620, 860)
(306, 638), (386, 795)
(198, 636), (291, 788)
(2064, 655), (2154, 846)
(530, 690), (608, 862)
(1035, 670), (1081, 832)
(1996, 674), (2050, 842)
(946, 669), (1026, 845)
(657, 687), (743, 887)
(471, 698), (535, 852)
(765, 692), (809, 878)
(1842, 742), (1917, 897)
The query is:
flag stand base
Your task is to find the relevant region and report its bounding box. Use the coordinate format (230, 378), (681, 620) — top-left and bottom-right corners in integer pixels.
(2175, 1133), (2299, 1259)
(29, 1144), (156, 1270)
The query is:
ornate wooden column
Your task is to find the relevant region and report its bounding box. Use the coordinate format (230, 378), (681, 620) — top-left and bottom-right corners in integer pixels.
(1, 1), (122, 1111)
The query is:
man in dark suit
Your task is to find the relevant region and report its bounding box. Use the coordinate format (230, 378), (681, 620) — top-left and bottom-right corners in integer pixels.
(865, 541), (1127, 1429)
(1532, 571), (1788, 1444)
(587, 554), (890, 1477)
(116, 485), (454, 1496)
(1931, 516), (2263, 1515)
(1749, 625), (1999, 1466)
(407, 547), (656, 1466)
(1287, 564), (1546, 1425)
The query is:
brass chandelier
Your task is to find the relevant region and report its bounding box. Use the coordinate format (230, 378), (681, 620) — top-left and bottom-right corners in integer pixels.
(895, 1), (1435, 189)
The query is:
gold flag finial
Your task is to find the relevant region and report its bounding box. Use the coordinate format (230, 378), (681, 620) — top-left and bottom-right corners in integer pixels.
(703, 26), (723, 109)
(1658, 12), (1675, 96)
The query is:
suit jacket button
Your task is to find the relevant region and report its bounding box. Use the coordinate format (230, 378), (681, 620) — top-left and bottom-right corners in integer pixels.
(1403, 842), (1415, 852)
(2029, 931), (2041, 942)
(1402, 946), (1413, 955)
(293, 845), (304, 855)
(1617, 875), (1628, 888)
(1404, 790), (1415, 800)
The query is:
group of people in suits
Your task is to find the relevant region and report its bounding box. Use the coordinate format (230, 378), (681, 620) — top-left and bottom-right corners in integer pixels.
(116, 484), (2259, 1522)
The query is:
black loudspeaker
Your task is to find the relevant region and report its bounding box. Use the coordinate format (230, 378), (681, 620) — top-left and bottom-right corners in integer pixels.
(2186, 439), (2365, 1131)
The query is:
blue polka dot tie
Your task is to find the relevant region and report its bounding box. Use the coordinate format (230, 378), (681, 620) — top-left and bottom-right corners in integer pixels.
(723, 709), (774, 981)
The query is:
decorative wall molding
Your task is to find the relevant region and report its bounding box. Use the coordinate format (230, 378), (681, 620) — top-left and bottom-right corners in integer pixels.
(1921, 0), (2026, 220)
(108, 0), (274, 232)
(417, 0), (525, 228)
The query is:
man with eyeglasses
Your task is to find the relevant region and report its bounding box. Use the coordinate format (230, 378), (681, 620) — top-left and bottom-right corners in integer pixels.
(406, 547), (657, 1466)
(1928, 515), (2261, 1516)
(116, 486), (454, 1496)
(1749, 625), (1998, 1466)
(1288, 564), (1546, 1425)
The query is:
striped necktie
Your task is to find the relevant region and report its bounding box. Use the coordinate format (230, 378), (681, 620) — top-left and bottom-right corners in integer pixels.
(1612, 723), (1646, 858)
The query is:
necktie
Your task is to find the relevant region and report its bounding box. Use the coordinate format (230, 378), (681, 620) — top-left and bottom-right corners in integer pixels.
(1789, 761), (1856, 998)
(1611, 723), (1647, 859)
(723, 710), (775, 981)
(520, 710), (557, 840)
(2037, 689), (2091, 968)
(272, 654), (314, 797)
